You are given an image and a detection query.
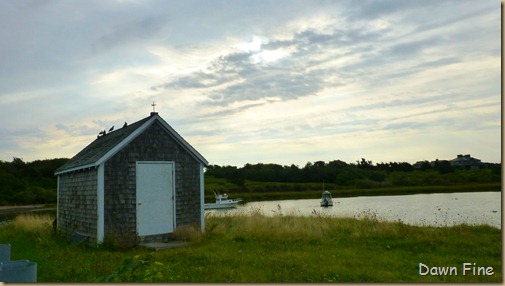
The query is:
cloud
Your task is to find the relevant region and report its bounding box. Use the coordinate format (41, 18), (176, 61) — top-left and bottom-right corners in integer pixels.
(155, 23), (388, 110)
(54, 123), (101, 137)
(0, 0), (500, 165)
(146, 0), (499, 164)
(91, 13), (171, 54)
(155, 0), (497, 114)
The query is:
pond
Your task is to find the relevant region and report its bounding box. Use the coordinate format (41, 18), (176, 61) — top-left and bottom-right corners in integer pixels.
(1, 192), (500, 229)
(206, 191), (502, 229)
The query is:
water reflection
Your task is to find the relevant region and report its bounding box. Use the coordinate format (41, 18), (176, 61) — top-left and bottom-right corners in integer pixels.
(206, 192), (502, 229)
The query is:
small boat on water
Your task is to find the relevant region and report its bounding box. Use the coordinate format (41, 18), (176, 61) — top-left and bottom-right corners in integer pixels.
(320, 190), (333, 207)
(205, 191), (243, 210)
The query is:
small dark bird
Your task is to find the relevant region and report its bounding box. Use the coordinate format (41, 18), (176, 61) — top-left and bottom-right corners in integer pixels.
(97, 130), (106, 138)
(108, 126), (114, 132)
(123, 122), (128, 128)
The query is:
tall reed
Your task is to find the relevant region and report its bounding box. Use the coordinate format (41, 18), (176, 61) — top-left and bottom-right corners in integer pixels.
(12, 213), (54, 233)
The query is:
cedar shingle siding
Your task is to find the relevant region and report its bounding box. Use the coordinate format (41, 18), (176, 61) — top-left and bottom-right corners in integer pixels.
(104, 122), (201, 244)
(55, 113), (208, 246)
(57, 169), (98, 243)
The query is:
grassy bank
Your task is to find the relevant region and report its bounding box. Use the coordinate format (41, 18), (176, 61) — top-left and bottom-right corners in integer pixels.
(0, 213), (501, 282)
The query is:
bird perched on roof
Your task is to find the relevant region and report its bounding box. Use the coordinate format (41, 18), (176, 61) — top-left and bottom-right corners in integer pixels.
(97, 130), (106, 138)
(108, 126), (114, 132)
(123, 122), (128, 128)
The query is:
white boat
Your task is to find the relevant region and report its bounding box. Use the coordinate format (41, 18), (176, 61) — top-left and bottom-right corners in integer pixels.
(320, 190), (333, 207)
(205, 191), (243, 209)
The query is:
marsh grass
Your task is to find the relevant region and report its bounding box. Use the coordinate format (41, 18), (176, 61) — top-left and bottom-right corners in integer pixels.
(197, 212), (501, 282)
(172, 225), (203, 242)
(0, 212), (501, 282)
(12, 213), (54, 233)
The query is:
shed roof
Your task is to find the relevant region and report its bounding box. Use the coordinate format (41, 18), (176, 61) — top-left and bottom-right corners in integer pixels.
(55, 113), (208, 175)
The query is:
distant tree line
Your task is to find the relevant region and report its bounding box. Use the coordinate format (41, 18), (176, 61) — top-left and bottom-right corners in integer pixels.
(0, 157), (500, 205)
(0, 157), (69, 205)
(205, 158), (501, 189)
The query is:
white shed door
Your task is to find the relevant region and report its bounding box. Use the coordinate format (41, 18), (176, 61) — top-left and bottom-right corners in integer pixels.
(136, 162), (175, 236)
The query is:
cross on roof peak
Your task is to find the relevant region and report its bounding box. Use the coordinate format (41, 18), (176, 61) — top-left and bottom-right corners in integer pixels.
(150, 101), (158, 116)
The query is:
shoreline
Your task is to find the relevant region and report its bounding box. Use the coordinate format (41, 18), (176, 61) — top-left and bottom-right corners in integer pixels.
(0, 204), (56, 215)
(1, 184), (500, 213)
(209, 183), (501, 203)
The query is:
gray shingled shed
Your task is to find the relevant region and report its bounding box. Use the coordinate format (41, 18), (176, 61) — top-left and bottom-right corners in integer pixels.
(55, 112), (208, 246)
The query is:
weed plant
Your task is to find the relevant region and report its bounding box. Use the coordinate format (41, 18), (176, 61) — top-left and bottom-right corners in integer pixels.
(0, 212), (500, 282)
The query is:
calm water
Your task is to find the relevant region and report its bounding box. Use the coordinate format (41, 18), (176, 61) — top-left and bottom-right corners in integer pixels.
(207, 192), (502, 229)
(1, 192), (500, 229)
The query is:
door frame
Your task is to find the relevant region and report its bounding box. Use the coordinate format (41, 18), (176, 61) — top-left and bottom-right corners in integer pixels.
(135, 161), (176, 236)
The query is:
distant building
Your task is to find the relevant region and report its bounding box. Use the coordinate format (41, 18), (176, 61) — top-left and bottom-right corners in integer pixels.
(413, 160), (430, 169)
(449, 154), (483, 170)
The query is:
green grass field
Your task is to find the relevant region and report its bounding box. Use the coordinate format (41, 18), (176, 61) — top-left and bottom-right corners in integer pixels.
(1, 212), (501, 282)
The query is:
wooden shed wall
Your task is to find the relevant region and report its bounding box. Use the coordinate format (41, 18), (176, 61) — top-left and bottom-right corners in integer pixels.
(57, 169), (98, 243)
(104, 121), (202, 243)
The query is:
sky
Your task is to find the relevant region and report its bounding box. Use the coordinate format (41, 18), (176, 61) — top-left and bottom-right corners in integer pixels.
(0, 0), (501, 167)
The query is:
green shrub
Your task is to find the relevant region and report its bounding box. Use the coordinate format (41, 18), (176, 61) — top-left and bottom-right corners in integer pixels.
(100, 254), (166, 282)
